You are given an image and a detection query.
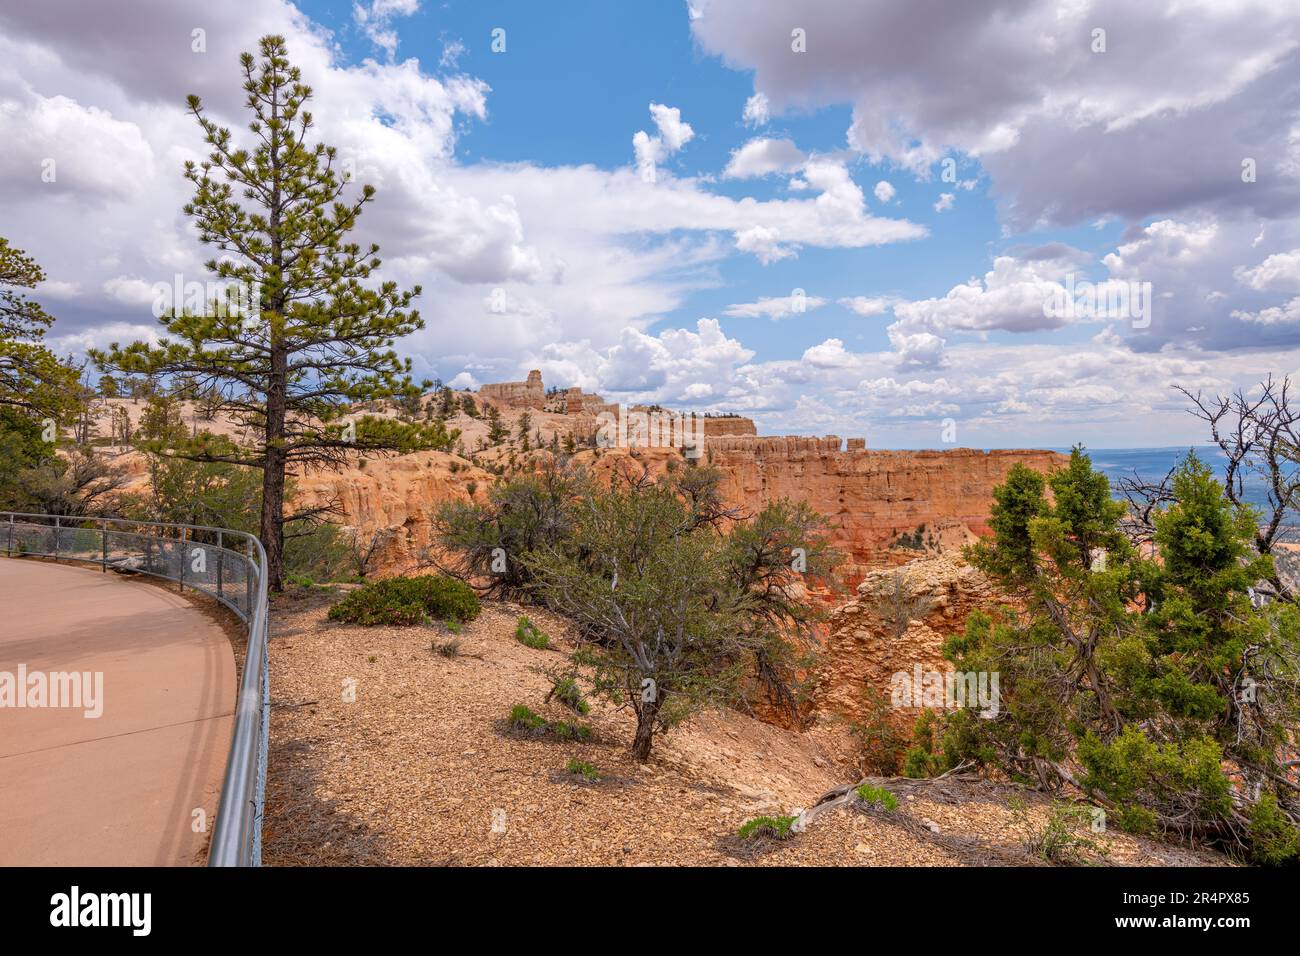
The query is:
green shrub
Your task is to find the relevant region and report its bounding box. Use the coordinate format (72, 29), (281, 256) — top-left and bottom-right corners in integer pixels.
(434, 461), (587, 599)
(509, 704), (547, 732)
(901, 710), (948, 778)
(549, 674), (590, 715)
(952, 449), (1300, 859)
(1247, 793), (1300, 865)
(515, 616), (549, 649)
(902, 747), (936, 778)
(1077, 728), (1234, 836)
(1113, 804), (1157, 835)
(854, 783), (899, 811)
(551, 719), (592, 740)
(327, 574), (481, 626)
(565, 759), (600, 781)
(1022, 803), (1106, 865)
(737, 815), (798, 840)
(848, 688), (909, 774)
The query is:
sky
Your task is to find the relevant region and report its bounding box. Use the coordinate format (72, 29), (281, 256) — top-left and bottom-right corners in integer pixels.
(2, 0), (1299, 448)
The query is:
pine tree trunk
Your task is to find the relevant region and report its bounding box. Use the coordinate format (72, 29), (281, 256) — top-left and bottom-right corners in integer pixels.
(632, 695), (661, 762)
(263, 79), (285, 593)
(261, 344), (288, 592)
(260, 446), (285, 593)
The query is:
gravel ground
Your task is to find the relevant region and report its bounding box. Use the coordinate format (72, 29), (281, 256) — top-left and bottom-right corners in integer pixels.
(261, 588), (1230, 868)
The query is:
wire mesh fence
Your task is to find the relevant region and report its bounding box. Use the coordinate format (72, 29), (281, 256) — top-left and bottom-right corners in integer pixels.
(1, 511), (270, 866)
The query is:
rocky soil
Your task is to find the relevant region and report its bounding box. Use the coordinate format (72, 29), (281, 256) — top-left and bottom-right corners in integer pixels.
(261, 586), (1227, 867)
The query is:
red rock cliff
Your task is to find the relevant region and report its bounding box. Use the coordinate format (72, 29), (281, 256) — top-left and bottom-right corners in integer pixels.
(291, 431), (1064, 583)
(705, 438), (1066, 579)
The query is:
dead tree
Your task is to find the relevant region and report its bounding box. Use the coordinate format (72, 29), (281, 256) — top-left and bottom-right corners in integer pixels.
(1179, 377), (1300, 550)
(1118, 377), (1300, 598)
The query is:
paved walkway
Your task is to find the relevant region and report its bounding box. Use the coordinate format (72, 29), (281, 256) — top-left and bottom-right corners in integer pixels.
(0, 558), (235, 865)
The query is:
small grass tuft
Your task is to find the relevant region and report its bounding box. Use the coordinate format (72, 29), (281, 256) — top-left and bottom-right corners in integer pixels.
(551, 720), (592, 741)
(737, 815), (799, 841)
(854, 783), (899, 811)
(509, 704), (547, 732)
(514, 616), (550, 650)
(549, 674), (590, 715)
(432, 638), (461, 658)
(565, 759), (600, 782)
(506, 705), (591, 740)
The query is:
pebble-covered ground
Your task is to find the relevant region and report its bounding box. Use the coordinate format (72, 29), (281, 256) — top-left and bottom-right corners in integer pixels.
(261, 588), (1229, 868)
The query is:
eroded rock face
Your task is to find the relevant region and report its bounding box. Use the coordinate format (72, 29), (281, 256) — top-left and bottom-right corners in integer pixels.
(705, 439), (1065, 583)
(701, 416), (757, 437)
(293, 451), (493, 570)
(287, 437), (1063, 581)
(817, 554), (1000, 731)
(479, 369), (545, 410)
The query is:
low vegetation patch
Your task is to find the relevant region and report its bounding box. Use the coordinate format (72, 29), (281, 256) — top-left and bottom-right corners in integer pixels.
(547, 673), (590, 715)
(737, 815), (799, 841)
(551, 719), (592, 741)
(855, 783), (899, 811)
(514, 616), (549, 650)
(1015, 800), (1107, 865)
(431, 638), (461, 658)
(565, 759), (600, 782)
(327, 574), (481, 627)
(506, 704), (591, 741)
(509, 704), (548, 733)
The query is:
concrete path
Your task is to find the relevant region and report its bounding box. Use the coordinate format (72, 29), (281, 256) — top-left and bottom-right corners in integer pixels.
(0, 558), (236, 865)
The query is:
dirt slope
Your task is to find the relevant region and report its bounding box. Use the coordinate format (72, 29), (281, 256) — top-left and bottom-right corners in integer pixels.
(262, 589), (1227, 867)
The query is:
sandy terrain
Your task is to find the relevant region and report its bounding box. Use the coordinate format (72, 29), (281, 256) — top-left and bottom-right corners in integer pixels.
(261, 588), (1228, 867)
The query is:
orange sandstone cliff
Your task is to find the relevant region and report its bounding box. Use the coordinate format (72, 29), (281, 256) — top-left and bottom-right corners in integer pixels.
(91, 372), (1066, 586)
(704, 437), (1065, 583)
(288, 435), (1064, 584)
(817, 554), (1000, 730)
(286, 369), (1066, 579)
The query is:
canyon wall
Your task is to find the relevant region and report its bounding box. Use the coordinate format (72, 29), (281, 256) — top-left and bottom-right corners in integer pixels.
(817, 554), (1000, 731)
(705, 437), (1066, 579)
(293, 451), (492, 571)
(479, 370), (545, 410)
(701, 415), (757, 437)
(290, 437), (1065, 579)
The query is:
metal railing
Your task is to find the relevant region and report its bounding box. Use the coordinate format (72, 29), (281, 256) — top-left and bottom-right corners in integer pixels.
(2, 511), (270, 866)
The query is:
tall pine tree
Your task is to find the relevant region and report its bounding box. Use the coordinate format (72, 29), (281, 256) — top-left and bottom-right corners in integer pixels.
(94, 36), (432, 589)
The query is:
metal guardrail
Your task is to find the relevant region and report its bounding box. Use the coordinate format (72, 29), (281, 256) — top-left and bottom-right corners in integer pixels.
(2, 511), (270, 867)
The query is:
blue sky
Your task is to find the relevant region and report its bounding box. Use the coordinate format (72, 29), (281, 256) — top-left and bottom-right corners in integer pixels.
(302, 0), (1128, 362)
(3, 0), (1300, 448)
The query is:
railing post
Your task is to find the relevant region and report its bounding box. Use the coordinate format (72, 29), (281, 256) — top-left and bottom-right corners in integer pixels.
(101, 519), (108, 572)
(53, 515), (60, 559)
(246, 538), (255, 618)
(178, 526), (187, 593)
(217, 530), (224, 601)
(7, 514), (12, 557)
